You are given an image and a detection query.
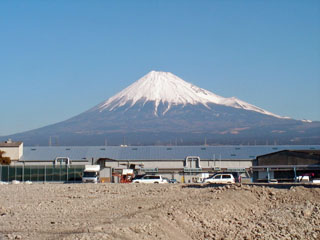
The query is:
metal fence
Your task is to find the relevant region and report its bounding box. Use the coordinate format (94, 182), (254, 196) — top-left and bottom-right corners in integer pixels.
(0, 165), (84, 183)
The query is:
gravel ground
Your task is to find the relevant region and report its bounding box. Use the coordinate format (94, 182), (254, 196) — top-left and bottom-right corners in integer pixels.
(0, 183), (319, 240)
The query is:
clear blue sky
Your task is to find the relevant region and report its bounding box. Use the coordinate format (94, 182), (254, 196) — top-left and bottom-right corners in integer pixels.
(0, 0), (319, 136)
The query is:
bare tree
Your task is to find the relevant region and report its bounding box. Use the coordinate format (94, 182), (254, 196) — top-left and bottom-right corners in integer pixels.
(0, 150), (11, 165)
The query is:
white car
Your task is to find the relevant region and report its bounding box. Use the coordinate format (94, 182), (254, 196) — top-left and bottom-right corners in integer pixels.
(203, 174), (235, 184)
(132, 175), (168, 184)
(312, 179), (320, 184)
(295, 175), (310, 182)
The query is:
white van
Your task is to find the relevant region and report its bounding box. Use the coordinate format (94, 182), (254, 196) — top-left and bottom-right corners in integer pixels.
(132, 175), (168, 184)
(203, 174), (235, 184)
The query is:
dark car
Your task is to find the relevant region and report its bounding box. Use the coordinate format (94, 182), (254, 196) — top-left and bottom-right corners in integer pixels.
(169, 179), (178, 184)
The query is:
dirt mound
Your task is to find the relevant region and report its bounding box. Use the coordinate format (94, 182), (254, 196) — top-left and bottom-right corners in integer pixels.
(0, 183), (319, 239)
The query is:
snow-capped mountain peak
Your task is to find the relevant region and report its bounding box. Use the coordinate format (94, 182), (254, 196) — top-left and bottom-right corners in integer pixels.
(97, 71), (284, 118)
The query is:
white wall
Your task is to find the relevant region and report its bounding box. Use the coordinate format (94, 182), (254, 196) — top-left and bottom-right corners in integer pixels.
(100, 167), (112, 178)
(201, 160), (252, 169)
(0, 143), (23, 161)
(103, 159), (252, 170)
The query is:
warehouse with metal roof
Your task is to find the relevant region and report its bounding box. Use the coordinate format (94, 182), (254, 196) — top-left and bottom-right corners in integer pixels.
(252, 150), (320, 183)
(1, 142), (320, 183)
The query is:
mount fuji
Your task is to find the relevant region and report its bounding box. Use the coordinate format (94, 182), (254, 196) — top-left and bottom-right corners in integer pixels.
(97, 71), (284, 118)
(2, 71), (320, 145)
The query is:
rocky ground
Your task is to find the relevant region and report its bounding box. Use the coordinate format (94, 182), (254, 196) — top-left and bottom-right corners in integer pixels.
(0, 183), (319, 240)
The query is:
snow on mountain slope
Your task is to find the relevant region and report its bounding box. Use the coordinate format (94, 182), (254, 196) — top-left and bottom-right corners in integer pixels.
(98, 71), (285, 118)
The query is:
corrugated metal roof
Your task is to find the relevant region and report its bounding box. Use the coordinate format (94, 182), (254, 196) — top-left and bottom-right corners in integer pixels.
(20, 145), (320, 161)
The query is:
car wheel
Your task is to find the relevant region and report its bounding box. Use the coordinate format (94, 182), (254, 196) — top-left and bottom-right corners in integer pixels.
(154, 182), (159, 184)
(135, 181), (139, 183)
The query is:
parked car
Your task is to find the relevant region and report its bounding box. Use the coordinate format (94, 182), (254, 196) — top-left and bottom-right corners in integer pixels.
(162, 177), (170, 183)
(312, 179), (320, 184)
(268, 179), (278, 184)
(203, 174), (235, 184)
(295, 173), (315, 182)
(169, 179), (178, 184)
(295, 175), (310, 182)
(132, 175), (168, 184)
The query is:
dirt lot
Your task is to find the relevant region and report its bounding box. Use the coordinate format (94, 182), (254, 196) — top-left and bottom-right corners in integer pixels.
(0, 183), (319, 240)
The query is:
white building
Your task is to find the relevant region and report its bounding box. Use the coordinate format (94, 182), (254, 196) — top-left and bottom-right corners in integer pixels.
(0, 139), (23, 161)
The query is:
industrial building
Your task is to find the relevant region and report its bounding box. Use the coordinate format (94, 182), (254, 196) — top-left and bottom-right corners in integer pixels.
(1, 140), (319, 183)
(252, 150), (320, 182)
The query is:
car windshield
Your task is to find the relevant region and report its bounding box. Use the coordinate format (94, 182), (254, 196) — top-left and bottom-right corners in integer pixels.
(133, 175), (145, 180)
(83, 172), (97, 178)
